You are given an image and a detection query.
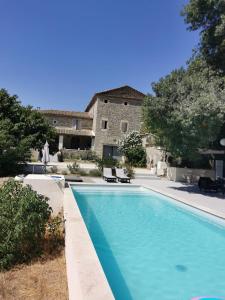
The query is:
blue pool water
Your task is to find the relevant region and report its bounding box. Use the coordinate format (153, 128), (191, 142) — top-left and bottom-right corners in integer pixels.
(72, 186), (225, 300)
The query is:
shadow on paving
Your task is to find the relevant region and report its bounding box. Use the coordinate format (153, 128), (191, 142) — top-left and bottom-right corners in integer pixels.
(168, 184), (225, 199)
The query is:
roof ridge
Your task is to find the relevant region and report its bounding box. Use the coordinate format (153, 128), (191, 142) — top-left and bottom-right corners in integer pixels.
(85, 85), (145, 112)
(39, 109), (92, 119)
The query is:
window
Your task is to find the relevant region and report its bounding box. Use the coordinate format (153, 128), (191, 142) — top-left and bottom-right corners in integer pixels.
(121, 121), (128, 133)
(124, 101), (128, 106)
(53, 119), (57, 125)
(104, 99), (108, 104)
(72, 119), (80, 129)
(101, 119), (108, 130)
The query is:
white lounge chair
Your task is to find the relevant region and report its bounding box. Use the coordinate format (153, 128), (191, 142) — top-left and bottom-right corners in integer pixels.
(115, 168), (130, 183)
(103, 168), (117, 182)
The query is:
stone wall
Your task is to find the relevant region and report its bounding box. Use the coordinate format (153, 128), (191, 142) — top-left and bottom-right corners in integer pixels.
(45, 114), (93, 129)
(92, 96), (143, 156)
(167, 167), (215, 182)
(145, 146), (164, 169)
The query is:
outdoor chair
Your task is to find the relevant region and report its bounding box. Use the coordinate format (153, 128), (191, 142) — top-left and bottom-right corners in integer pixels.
(215, 177), (225, 194)
(198, 177), (219, 193)
(103, 168), (117, 182)
(115, 168), (130, 183)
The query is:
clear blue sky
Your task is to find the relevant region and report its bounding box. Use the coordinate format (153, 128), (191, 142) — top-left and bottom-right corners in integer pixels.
(0, 0), (198, 111)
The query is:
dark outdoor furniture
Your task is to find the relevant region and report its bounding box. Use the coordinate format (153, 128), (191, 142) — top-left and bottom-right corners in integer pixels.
(198, 177), (225, 193)
(103, 168), (117, 182)
(64, 175), (83, 182)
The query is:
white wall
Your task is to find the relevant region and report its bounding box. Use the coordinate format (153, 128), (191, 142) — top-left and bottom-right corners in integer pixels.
(167, 167), (215, 183)
(145, 146), (163, 169)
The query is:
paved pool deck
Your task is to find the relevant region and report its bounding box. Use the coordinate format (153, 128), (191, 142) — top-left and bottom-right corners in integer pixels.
(84, 177), (225, 219)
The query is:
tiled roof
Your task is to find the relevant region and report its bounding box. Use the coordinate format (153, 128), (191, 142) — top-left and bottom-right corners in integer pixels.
(85, 85), (145, 112)
(55, 127), (95, 136)
(40, 110), (92, 119)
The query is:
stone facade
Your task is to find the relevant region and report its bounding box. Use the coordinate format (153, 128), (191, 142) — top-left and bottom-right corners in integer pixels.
(45, 114), (92, 130)
(90, 96), (143, 156)
(41, 86), (145, 158)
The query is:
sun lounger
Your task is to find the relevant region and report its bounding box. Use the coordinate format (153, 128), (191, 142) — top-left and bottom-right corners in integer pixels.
(115, 168), (130, 183)
(103, 168), (117, 182)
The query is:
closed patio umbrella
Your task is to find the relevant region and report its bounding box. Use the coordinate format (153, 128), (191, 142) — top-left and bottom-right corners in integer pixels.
(42, 141), (50, 172)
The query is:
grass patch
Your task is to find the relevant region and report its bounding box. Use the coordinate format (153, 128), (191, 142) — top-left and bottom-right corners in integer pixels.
(0, 212), (67, 299)
(0, 251), (68, 300)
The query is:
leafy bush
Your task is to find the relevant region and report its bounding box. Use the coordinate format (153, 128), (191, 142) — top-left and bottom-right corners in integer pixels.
(125, 146), (147, 167)
(0, 147), (29, 176)
(44, 214), (65, 255)
(118, 131), (143, 153)
(67, 161), (80, 174)
(49, 166), (58, 174)
(118, 131), (147, 167)
(95, 157), (119, 171)
(78, 169), (88, 176)
(62, 150), (97, 161)
(0, 180), (52, 270)
(88, 169), (102, 177)
(57, 150), (64, 162)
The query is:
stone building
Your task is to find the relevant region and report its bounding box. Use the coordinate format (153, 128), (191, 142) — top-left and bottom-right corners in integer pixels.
(41, 86), (145, 158)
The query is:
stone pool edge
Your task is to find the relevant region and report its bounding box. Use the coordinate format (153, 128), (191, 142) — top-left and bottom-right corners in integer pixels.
(64, 185), (115, 300)
(142, 184), (225, 220)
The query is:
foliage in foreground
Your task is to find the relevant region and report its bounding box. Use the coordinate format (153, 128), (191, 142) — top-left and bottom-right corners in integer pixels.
(0, 89), (57, 176)
(118, 131), (147, 167)
(0, 180), (52, 270)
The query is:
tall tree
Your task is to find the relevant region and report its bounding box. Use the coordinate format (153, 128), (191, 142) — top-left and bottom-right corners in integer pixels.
(0, 89), (57, 175)
(182, 0), (225, 73)
(143, 58), (225, 160)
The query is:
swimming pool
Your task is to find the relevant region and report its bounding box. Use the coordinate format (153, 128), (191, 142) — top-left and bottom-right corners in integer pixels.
(72, 185), (225, 300)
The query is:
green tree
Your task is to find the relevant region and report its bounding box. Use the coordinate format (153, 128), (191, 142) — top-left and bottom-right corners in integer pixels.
(182, 0), (225, 73)
(143, 58), (225, 160)
(0, 89), (57, 175)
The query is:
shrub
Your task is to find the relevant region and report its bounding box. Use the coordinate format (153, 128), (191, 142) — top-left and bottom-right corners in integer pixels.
(0, 180), (52, 270)
(62, 150), (97, 161)
(49, 166), (58, 174)
(44, 214), (65, 255)
(78, 169), (88, 176)
(95, 157), (119, 171)
(57, 150), (64, 162)
(67, 161), (80, 174)
(118, 131), (147, 167)
(125, 146), (147, 167)
(0, 147), (30, 176)
(88, 169), (102, 177)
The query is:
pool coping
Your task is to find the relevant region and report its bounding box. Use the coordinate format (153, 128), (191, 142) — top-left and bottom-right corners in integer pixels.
(64, 182), (225, 300)
(142, 184), (225, 220)
(64, 185), (115, 300)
